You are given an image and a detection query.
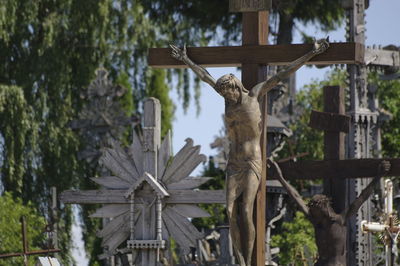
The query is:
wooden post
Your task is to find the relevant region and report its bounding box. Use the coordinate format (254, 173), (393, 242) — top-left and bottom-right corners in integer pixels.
(51, 187), (58, 250)
(21, 216), (28, 266)
(322, 86), (347, 213)
(141, 98), (161, 265)
(242, 11), (269, 266)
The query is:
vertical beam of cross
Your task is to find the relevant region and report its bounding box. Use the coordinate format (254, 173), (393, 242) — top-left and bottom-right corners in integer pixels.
(21, 216), (28, 266)
(345, 1), (376, 264)
(322, 86), (346, 213)
(141, 98), (161, 265)
(241, 11), (269, 266)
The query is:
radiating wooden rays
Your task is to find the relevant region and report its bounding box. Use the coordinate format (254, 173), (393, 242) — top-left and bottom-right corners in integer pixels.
(61, 126), (225, 259)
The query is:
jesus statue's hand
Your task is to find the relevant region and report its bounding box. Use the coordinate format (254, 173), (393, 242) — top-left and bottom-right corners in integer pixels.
(313, 37), (330, 55)
(170, 44), (187, 61)
(377, 160), (391, 176)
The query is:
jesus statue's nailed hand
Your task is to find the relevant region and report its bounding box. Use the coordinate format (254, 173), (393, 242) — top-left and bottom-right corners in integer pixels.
(313, 37), (330, 55)
(170, 44), (187, 61)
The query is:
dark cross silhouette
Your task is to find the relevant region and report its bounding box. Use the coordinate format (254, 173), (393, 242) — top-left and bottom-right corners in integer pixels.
(0, 216), (60, 266)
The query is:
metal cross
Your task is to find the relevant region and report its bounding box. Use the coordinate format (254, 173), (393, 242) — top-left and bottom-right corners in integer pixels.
(361, 179), (400, 266)
(0, 216), (60, 266)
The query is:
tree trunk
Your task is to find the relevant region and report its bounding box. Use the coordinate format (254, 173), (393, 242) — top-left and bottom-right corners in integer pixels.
(277, 11), (294, 44)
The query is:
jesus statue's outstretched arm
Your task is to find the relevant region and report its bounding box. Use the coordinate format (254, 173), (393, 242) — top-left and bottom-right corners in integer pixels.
(170, 44), (217, 89)
(343, 160), (391, 221)
(252, 37), (330, 99)
(269, 160), (310, 216)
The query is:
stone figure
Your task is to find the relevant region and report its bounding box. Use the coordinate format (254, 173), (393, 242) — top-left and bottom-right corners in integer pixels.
(170, 38), (329, 266)
(270, 159), (391, 266)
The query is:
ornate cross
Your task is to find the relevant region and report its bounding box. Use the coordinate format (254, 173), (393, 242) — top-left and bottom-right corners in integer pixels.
(361, 179), (400, 266)
(61, 98), (225, 265)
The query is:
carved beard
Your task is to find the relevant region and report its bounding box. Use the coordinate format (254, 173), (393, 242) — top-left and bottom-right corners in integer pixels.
(216, 74), (247, 103)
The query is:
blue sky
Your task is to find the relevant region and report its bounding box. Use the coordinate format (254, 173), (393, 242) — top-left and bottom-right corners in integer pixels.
(170, 0), (400, 176)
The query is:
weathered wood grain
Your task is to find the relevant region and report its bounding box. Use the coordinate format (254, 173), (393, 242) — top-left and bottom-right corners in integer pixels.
(149, 43), (364, 68)
(60, 189), (226, 204)
(172, 204), (211, 218)
(163, 208), (193, 253)
(103, 226), (130, 253)
(167, 206), (203, 240)
(268, 158), (400, 180)
(100, 145), (138, 183)
(126, 172), (169, 199)
(165, 146), (206, 184)
(162, 138), (195, 183)
(168, 190), (225, 204)
(128, 129), (144, 176)
(142, 98), (161, 265)
(158, 130), (172, 178)
(167, 177), (212, 190)
(90, 176), (131, 189)
(309, 110), (350, 133)
(365, 47), (400, 67)
(229, 0), (271, 12)
(90, 204), (130, 218)
(163, 206), (203, 251)
(97, 213), (129, 238)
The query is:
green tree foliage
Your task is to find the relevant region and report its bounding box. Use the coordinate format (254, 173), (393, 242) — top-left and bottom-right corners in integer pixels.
(0, 85), (33, 196)
(271, 211), (317, 265)
(0, 192), (46, 266)
(192, 157), (227, 229)
(374, 75), (400, 158)
(271, 0), (345, 44)
(141, 0), (345, 45)
(146, 69), (174, 137)
(278, 70), (347, 162)
(0, 0), (227, 262)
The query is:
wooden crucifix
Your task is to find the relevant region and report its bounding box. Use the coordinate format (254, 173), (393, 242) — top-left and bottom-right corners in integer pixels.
(270, 159), (391, 266)
(0, 216), (60, 266)
(149, 3), (362, 266)
(309, 85), (350, 213)
(61, 98), (226, 266)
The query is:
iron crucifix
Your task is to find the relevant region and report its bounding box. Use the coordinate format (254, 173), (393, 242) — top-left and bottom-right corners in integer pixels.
(170, 38), (329, 266)
(270, 159), (391, 266)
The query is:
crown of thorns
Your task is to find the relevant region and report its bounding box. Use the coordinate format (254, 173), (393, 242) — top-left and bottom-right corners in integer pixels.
(307, 194), (331, 208)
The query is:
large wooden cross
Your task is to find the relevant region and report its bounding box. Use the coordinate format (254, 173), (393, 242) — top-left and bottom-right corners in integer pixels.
(148, 1), (364, 265)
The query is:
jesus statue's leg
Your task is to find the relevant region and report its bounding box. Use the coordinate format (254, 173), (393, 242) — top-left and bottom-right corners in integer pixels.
(242, 171), (260, 266)
(227, 184), (245, 265)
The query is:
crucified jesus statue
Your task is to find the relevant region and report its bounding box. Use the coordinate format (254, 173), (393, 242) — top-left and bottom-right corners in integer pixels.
(170, 38), (329, 266)
(270, 159), (391, 266)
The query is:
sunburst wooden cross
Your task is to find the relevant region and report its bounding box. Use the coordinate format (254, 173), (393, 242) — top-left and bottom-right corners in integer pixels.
(61, 98), (225, 265)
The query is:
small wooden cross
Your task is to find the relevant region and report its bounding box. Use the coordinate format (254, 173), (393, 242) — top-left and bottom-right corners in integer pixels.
(0, 216), (60, 266)
(361, 179), (400, 266)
